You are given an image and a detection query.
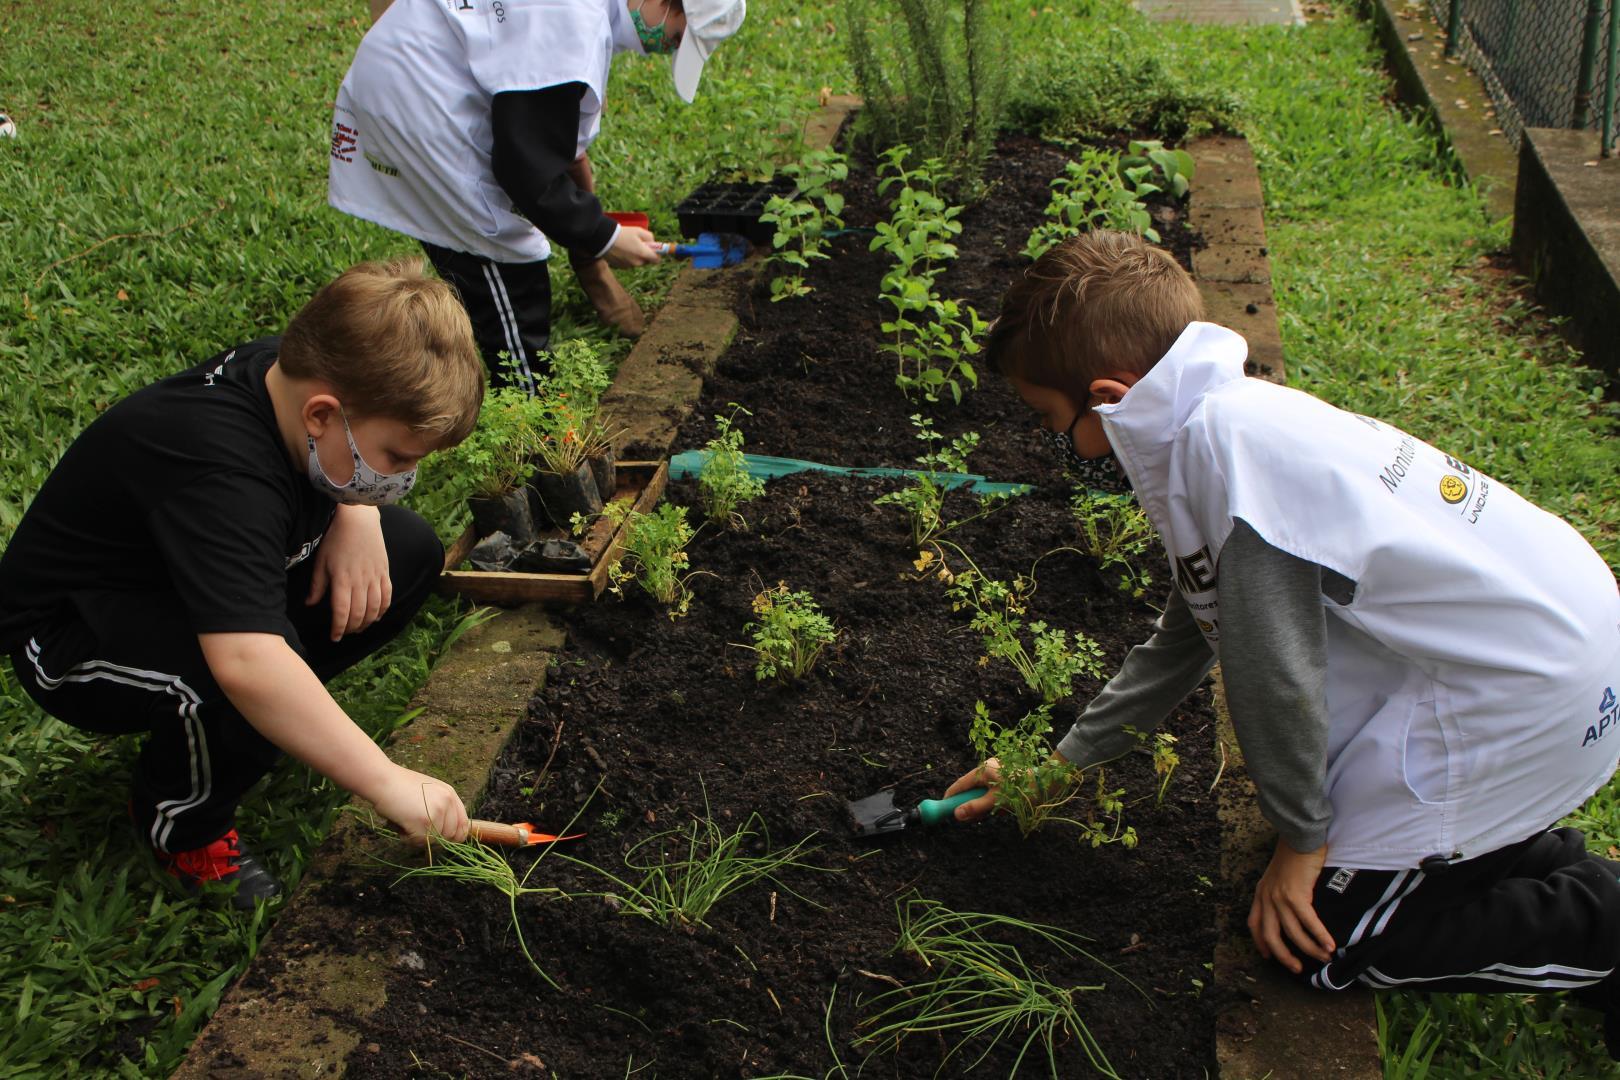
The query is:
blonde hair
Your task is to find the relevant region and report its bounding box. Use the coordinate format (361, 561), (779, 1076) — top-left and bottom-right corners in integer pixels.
(987, 231), (1204, 391)
(279, 257), (484, 445)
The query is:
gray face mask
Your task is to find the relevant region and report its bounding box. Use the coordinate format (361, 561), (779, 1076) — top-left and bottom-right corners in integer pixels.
(1036, 414), (1133, 495)
(306, 410), (416, 506)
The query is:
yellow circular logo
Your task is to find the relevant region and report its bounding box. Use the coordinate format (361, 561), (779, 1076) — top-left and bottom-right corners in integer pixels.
(1439, 475), (1467, 504)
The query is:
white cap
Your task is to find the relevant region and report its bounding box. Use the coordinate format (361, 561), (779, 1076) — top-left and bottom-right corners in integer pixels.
(672, 0), (746, 103)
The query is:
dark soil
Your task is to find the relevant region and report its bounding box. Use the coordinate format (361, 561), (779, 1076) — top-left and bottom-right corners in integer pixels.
(342, 136), (1219, 1079)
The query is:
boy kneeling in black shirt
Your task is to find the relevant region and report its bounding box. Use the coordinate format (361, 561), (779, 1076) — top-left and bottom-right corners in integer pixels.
(0, 258), (484, 908)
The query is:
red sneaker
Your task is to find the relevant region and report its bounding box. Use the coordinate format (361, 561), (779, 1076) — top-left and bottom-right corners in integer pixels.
(155, 829), (282, 910)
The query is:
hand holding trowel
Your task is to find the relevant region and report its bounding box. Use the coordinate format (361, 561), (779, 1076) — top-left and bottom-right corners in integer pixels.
(607, 211), (753, 269)
(465, 819), (584, 847)
(847, 785), (989, 838)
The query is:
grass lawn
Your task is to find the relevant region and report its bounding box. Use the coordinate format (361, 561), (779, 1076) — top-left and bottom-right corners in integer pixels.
(0, 2), (845, 1073)
(2, 0), (1618, 1074)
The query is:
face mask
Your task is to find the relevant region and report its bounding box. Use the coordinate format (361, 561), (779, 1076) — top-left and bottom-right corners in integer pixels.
(1037, 414), (1134, 495)
(630, 1), (677, 53)
(307, 410), (417, 506)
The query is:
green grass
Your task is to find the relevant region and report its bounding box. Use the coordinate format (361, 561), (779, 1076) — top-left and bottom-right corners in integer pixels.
(0, 0), (847, 1073)
(5, 0), (1619, 1074)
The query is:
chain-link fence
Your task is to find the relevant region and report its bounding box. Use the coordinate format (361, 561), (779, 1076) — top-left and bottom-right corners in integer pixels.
(1426, 0), (1619, 155)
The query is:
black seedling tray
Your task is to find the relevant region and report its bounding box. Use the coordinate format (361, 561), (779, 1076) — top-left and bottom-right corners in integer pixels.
(675, 176), (797, 245)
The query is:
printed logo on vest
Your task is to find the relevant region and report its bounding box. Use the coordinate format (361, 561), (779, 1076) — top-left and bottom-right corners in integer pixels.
(1582, 686), (1618, 748)
(1327, 868), (1356, 894)
(330, 122), (358, 164)
(1438, 475), (1467, 504)
(1173, 545), (1217, 595)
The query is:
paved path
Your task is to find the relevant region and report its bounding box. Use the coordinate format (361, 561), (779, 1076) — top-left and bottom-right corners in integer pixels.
(1136, 0), (1304, 26)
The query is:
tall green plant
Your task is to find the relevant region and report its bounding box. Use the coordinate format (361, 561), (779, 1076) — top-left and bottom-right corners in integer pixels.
(841, 0), (1008, 191)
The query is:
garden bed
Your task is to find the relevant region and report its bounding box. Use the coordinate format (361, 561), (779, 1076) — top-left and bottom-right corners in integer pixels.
(335, 137), (1222, 1078)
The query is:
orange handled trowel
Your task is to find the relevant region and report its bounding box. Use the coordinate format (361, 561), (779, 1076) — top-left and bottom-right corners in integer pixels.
(466, 819), (585, 847)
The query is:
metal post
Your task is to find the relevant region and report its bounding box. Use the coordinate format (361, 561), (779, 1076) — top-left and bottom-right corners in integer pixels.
(1445, 0), (1463, 58)
(1575, 0), (1606, 128)
(1604, 0), (1618, 155)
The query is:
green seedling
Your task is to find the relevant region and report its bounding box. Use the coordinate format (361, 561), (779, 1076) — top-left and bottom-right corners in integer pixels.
(697, 403), (765, 528)
(941, 553), (1105, 705)
(874, 415), (1008, 551)
(583, 501), (702, 618)
(857, 893), (1124, 1079)
(531, 339), (615, 475)
(567, 804), (832, 928)
(743, 582), (839, 682)
(1070, 490), (1157, 598)
(1121, 139), (1196, 199)
(761, 149), (849, 302)
(387, 790), (596, 988)
(1024, 147), (1159, 260)
(871, 147), (983, 403)
(968, 701), (1083, 837)
(1078, 769), (1138, 850)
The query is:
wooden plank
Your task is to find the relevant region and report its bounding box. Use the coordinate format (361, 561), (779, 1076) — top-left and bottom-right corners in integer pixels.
(438, 460), (669, 605)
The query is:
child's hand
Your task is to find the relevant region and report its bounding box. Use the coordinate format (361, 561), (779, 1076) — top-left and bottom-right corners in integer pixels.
(1248, 838), (1335, 974)
(308, 504), (391, 642)
(943, 759), (1003, 822)
(370, 765), (470, 843)
(603, 226), (662, 269)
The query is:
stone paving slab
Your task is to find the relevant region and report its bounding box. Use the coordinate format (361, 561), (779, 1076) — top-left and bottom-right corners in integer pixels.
(1137, 0), (1304, 27)
(1188, 136), (1288, 384)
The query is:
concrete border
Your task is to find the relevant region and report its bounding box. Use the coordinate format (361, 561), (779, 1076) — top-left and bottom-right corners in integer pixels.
(1365, 0), (1519, 221)
(1188, 136), (1380, 1078)
(1511, 128), (1620, 382)
(1188, 135), (1287, 384)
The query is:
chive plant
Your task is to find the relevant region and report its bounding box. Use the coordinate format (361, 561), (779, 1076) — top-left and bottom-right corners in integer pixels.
(857, 894), (1127, 1079)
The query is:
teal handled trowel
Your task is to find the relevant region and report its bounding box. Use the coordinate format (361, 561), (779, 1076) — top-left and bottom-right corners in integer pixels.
(847, 786), (988, 838)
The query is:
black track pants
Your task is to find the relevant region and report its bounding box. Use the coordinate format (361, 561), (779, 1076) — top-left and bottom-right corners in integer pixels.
(10, 506), (444, 853)
(420, 241), (552, 394)
(1304, 827), (1620, 994)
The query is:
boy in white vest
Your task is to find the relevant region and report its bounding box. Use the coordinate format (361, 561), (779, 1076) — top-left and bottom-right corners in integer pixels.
(329, 0), (746, 393)
(944, 230), (1620, 1052)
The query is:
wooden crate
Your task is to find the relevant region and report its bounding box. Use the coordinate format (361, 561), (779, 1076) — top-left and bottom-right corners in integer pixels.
(437, 460), (669, 605)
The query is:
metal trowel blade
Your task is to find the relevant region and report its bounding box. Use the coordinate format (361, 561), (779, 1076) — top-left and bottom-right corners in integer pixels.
(847, 789), (911, 838)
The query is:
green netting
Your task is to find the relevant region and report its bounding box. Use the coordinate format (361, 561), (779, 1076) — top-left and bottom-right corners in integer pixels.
(669, 450), (1034, 496)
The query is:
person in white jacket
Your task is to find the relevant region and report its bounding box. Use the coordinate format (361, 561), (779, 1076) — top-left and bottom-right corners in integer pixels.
(945, 230), (1620, 1056)
(329, 0), (745, 393)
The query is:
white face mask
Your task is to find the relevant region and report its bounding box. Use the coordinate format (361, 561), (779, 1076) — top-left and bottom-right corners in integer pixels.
(306, 409), (416, 506)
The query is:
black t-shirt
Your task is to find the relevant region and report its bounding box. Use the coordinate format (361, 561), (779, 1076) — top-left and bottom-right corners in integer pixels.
(0, 338), (335, 652)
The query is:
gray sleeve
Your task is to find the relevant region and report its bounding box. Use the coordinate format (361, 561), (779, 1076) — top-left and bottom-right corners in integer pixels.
(1055, 586), (1217, 769)
(1218, 518), (1333, 853)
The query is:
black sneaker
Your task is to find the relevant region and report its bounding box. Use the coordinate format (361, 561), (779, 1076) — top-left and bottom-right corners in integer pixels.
(156, 828), (282, 910)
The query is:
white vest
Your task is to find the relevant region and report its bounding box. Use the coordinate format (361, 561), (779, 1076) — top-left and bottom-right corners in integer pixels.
(1100, 322), (1620, 869)
(328, 0), (640, 263)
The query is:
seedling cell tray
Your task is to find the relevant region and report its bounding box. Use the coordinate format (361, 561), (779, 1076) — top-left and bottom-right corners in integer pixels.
(674, 176), (797, 245)
(438, 460), (668, 605)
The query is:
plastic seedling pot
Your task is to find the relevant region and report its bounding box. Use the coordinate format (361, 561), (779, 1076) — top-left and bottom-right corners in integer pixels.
(468, 489), (537, 546)
(675, 176), (797, 246)
(587, 445), (616, 504)
(529, 461), (603, 528)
